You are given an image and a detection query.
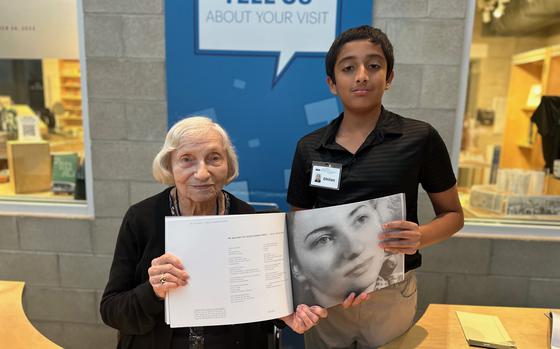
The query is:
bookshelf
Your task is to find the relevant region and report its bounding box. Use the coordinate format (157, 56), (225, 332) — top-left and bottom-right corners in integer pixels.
(58, 59), (82, 127)
(500, 45), (560, 195)
(501, 45), (559, 171)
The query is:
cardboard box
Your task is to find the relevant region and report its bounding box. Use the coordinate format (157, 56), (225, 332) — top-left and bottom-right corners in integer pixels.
(7, 141), (51, 194)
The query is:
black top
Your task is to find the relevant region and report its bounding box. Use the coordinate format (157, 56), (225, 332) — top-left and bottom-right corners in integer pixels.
(100, 187), (274, 349)
(287, 108), (456, 271)
(531, 96), (560, 172)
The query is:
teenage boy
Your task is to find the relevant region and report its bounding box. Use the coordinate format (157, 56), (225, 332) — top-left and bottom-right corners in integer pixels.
(287, 25), (464, 348)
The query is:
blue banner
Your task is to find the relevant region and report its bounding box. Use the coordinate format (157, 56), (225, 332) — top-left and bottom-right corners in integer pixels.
(165, 0), (373, 211)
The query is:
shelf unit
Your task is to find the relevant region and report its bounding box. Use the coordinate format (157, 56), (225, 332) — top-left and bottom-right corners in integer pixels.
(58, 59), (82, 125)
(501, 45), (560, 171)
(500, 45), (560, 195)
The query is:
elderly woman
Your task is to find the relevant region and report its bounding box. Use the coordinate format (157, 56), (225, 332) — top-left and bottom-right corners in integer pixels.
(100, 116), (326, 349)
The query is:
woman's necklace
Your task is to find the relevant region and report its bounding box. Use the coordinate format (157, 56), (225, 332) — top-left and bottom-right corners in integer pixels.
(174, 189), (182, 216)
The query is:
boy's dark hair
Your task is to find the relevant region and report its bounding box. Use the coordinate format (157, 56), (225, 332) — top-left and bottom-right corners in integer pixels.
(325, 25), (394, 83)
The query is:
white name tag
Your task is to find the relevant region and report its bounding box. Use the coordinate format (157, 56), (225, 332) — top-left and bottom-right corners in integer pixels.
(310, 161), (342, 190)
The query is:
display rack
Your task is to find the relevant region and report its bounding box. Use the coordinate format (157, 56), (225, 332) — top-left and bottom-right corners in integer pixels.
(501, 45), (560, 171)
(500, 45), (560, 196)
(58, 59), (82, 127)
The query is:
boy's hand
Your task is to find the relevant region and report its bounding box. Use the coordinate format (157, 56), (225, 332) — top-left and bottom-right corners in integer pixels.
(378, 220), (421, 255)
(341, 291), (370, 309)
(280, 304), (328, 334)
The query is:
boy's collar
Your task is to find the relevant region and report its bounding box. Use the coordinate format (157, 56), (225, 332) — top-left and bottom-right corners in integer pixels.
(317, 106), (403, 150)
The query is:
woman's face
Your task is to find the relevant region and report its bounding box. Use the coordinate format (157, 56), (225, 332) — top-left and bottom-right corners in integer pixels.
(171, 130), (229, 204)
(291, 202), (385, 300)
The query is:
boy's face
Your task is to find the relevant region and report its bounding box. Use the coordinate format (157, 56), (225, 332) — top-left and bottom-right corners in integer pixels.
(327, 40), (393, 114)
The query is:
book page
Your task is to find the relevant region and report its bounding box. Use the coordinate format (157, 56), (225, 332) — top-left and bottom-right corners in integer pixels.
(165, 212), (293, 327)
(456, 311), (516, 349)
(552, 310), (560, 349)
(286, 194), (406, 308)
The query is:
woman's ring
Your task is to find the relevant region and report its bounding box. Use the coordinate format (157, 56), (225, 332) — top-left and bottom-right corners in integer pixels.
(160, 273), (167, 285)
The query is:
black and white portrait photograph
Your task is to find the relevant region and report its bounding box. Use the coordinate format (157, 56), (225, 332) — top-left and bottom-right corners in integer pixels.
(286, 194), (406, 308)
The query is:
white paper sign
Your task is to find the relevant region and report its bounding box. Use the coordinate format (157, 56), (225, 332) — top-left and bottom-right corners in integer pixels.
(17, 115), (41, 141)
(198, 0), (338, 78)
(0, 0), (79, 59)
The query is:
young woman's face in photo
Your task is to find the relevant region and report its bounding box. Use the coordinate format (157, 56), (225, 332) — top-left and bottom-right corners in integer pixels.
(292, 202), (385, 301)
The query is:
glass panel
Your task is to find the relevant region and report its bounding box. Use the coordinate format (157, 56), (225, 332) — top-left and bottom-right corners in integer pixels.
(0, 1), (88, 211)
(459, 4), (560, 226)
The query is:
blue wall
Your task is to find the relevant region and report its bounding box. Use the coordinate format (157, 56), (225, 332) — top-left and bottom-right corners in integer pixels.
(165, 0), (372, 211)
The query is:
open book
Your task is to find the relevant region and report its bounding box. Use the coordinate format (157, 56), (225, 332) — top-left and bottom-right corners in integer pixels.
(165, 193), (405, 327)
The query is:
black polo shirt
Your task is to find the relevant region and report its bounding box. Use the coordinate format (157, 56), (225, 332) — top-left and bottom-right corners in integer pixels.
(287, 107), (456, 271)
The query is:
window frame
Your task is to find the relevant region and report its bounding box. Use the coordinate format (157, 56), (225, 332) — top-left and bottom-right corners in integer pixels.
(0, 0), (94, 219)
(452, 1), (559, 239)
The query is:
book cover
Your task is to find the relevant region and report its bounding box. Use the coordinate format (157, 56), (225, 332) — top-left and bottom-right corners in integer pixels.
(456, 311), (516, 349)
(51, 152), (79, 194)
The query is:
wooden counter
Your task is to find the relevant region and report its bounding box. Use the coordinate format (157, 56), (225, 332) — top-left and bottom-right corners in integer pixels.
(381, 304), (552, 349)
(0, 281), (62, 348)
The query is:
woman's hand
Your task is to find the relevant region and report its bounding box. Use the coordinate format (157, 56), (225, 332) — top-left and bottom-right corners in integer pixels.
(280, 304), (328, 334)
(378, 220), (421, 255)
(148, 252), (189, 300)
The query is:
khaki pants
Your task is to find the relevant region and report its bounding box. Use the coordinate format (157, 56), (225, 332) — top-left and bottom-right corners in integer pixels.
(304, 272), (417, 349)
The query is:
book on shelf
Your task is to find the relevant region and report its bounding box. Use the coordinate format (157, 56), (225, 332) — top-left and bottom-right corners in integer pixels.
(526, 84), (542, 109)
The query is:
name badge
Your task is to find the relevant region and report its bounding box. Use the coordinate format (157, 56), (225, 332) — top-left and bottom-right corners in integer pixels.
(310, 161), (342, 190)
